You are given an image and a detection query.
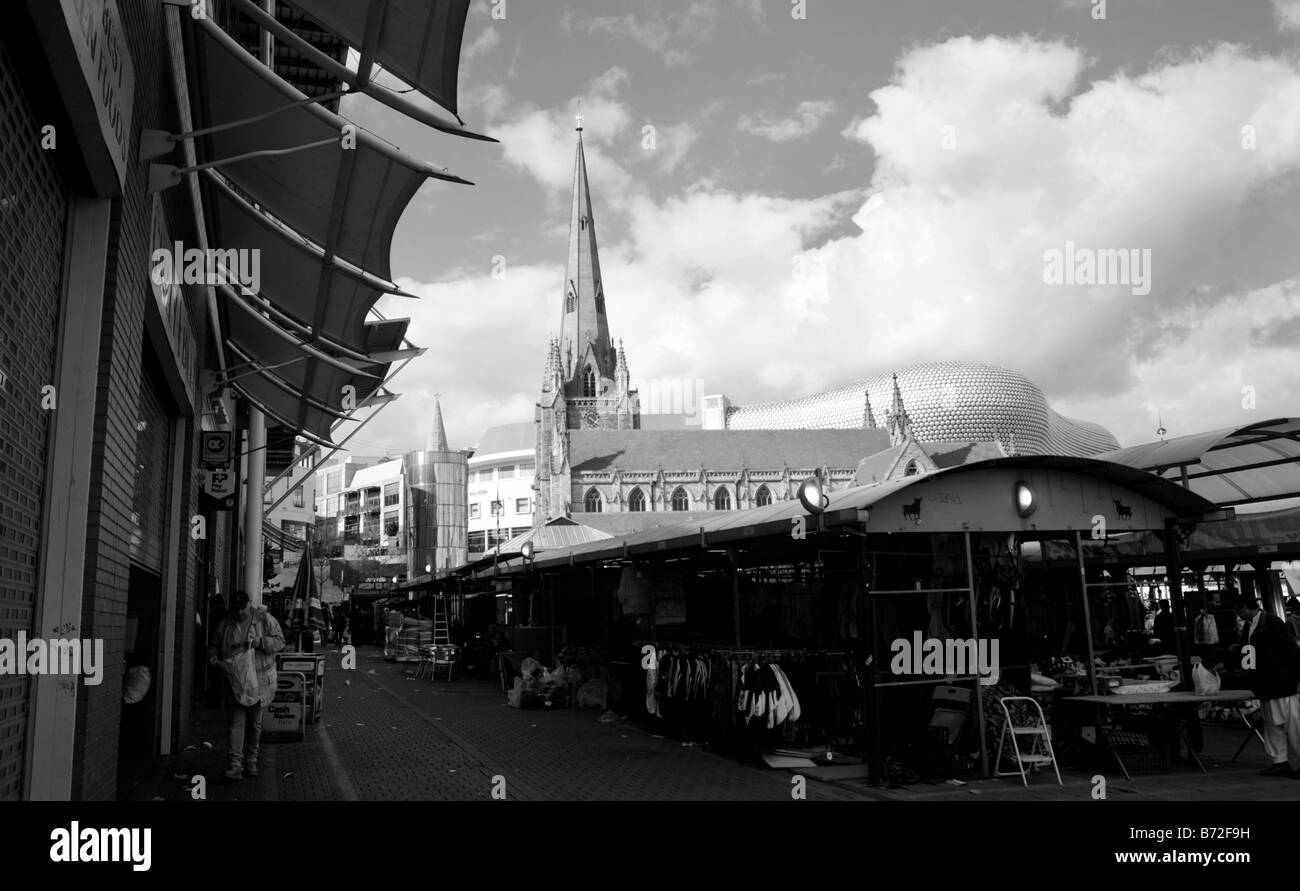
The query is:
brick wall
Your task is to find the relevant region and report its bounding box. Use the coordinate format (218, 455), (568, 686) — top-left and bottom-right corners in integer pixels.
(74, 0), (211, 800)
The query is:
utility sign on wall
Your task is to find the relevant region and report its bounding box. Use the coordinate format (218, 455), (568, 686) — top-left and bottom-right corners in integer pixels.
(201, 431), (232, 468)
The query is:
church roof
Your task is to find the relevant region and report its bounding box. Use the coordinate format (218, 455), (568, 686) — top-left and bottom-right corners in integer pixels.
(568, 428), (892, 474)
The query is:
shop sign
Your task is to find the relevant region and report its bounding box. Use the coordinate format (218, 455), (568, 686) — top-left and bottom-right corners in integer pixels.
(56, 0), (136, 195)
(148, 196), (200, 410)
(263, 672), (305, 740)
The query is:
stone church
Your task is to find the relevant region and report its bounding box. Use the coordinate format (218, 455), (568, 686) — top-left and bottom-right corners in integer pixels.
(534, 126), (1118, 536)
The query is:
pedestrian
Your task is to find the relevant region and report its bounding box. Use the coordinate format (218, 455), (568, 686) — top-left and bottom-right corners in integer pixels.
(333, 603), (349, 646)
(1193, 604), (1220, 665)
(1229, 592), (1300, 777)
(207, 591), (286, 781)
(1286, 597), (1300, 641)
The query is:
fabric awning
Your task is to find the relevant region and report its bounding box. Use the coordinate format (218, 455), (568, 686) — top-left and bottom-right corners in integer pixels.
(193, 17), (469, 280)
(1095, 418), (1300, 508)
(228, 317), (409, 444)
(205, 170), (407, 353)
(285, 0), (470, 117)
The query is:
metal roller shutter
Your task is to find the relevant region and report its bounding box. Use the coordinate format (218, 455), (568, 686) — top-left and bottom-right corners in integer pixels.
(0, 37), (69, 801)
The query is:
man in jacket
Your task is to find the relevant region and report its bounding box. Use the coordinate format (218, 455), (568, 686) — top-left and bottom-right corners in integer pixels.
(1230, 592), (1300, 777)
(208, 591), (286, 781)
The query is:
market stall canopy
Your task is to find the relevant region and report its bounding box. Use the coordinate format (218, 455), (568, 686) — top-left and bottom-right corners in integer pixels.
(1094, 418), (1300, 508)
(500, 457), (1220, 573)
(490, 518), (614, 556)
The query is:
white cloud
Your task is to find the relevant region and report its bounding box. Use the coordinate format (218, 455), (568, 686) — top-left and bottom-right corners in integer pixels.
(462, 24), (502, 61)
(576, 0), (765, 66)
(1275, 0), (1300, 30)
(740, 100), (838, 142)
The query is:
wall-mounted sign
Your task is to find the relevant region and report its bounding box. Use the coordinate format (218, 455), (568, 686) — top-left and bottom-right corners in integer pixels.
(202, 431), (232, 468)
(45, 0), (136, 196)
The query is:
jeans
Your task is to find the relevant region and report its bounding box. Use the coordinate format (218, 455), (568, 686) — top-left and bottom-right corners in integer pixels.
(226, 698), (264, 768)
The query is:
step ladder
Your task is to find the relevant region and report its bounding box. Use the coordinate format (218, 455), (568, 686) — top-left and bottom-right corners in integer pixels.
(995, 696), (1062, 786)
(417, 594), (455, 681)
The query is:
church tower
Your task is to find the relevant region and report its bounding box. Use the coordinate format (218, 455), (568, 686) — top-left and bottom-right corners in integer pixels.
(537, 119), (640, 523)
(885, 373), (914, 447)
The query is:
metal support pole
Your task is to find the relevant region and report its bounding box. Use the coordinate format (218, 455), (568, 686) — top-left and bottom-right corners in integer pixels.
(859, 536), (882, 786)
(243, 405), (267, 605)
(966, 532), (988, 778)
(729, 550), (742, 646)
(1075, 531), (1099, 695)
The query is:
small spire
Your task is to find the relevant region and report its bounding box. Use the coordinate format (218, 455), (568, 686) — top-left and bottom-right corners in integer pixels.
(886, 372), (913, 446)
(576, 99), (584, 132)
(863, 389), (877, 429)
(427, 394), (449, 452)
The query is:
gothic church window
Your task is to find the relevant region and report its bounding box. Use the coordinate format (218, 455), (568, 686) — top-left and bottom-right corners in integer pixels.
(714, 488), (731, 511)
(628, 487), (645, 512)
(755, 485), (772, 508)
(583, 367), (597, 398)
(671, 487), (689, 512)
(584, 488), (603, 513)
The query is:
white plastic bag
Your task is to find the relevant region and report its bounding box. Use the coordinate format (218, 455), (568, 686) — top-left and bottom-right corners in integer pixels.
(1193, 662), (1221, 696)
(222, 648), (261, 706)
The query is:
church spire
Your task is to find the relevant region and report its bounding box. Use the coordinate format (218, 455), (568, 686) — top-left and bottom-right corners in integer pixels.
(862, 389), (877, 429)
(559, 123), (612, 381)
(427, 395), (449, 452)
(886, 373), (913, 446)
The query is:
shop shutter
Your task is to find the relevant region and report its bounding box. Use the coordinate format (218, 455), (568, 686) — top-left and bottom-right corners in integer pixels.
(130, 355), (174, 573)
(0, 38), (69, 801)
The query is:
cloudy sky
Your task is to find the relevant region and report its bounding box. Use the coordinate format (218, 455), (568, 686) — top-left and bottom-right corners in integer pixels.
(330, 0), (1300, 459)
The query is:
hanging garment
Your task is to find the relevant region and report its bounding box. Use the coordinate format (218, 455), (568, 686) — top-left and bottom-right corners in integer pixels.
(1194, 612), (1220, 645)
(774, 665), (801, 723)
(646, 663), (660, 717)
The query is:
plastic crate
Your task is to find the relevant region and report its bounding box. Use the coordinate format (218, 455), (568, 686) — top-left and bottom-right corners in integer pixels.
(1119, 747), (1171, 774)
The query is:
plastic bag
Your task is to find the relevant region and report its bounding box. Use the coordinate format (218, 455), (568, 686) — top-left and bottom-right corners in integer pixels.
(576, 679), (608, 710)
(222, 648), (261, 706)
(519, 657), (544, 679)
(1193, 662), (1221, 696)
(122, 666), (152, 704)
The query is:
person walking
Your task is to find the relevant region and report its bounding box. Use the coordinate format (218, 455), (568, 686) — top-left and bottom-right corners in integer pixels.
(208, 591), (286, 781)
(1230, 592), (1300, 778)
(1285, 597), (1300, 642)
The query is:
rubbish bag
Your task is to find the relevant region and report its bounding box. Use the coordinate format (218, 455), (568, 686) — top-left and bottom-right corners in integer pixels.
(519, 657), (545, 679)
(221, 648), (261, 706)
(122, 666), (152, 704)
(1193, 662), (1221, 696)
(576, 679), (608, 710)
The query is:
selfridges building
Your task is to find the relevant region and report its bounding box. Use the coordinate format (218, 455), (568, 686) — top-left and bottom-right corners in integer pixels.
(717, 360), (1119, 456)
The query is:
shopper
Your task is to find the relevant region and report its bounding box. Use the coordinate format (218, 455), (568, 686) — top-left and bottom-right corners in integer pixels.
(1286, 597), (1300, 641)
(208, 591), (286, 781)
(1230, 592), (1300, 777)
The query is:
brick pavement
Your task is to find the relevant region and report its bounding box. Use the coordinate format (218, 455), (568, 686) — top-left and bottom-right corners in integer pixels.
(119, 645), (1300, 802)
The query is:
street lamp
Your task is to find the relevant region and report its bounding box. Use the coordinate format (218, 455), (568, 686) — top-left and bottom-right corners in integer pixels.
(1014, 481), (1037, 518)
(798, 470), (830, 515)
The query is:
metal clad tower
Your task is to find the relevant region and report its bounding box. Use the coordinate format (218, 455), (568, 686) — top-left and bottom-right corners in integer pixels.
(405, 397), (467, 578)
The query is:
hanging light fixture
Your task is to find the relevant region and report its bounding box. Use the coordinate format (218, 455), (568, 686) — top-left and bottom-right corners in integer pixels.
(798, 470), (830, 515)
(1014, 481), (1036, 518)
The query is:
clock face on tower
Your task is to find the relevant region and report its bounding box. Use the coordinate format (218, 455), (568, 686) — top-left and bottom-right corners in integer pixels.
(582, 408), (600, 429)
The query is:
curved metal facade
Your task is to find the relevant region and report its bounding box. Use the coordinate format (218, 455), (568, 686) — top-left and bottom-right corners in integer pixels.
(404, 449), (468, 576)
(724, 361), (1119, 456)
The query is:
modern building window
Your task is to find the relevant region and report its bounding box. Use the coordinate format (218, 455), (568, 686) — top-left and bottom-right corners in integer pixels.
(518, 462), (535, 474)
(499, 465), (516, 480)
(714, 487), (731, 511)
(583, 367), (596, 398)
(755, 485), (772, 507)
(491, 500), (503, 517)
(584, 488), (603, 512)
(628, 487), (645, 512)
(468, 531), (486, 553)
(515, 498), (530, 514)
(293, 488), (304, 508)
(384, 482), (399, 506)
(384, 512), (399, 537)
(671, 487), (689, 511)
(470, 503), (481, 519)
(326, 470), (341, 494)
(263, 486), (273, 505)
